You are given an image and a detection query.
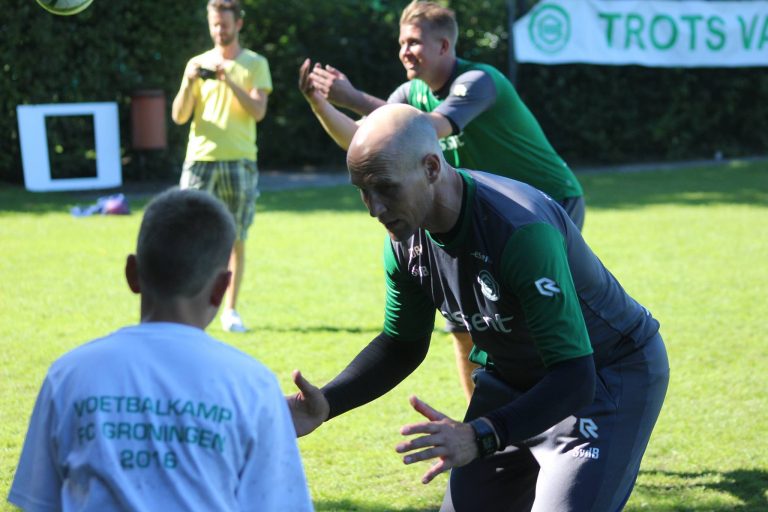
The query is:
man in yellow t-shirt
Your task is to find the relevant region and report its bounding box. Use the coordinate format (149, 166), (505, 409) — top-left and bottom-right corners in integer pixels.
(172, 0), (272, 333)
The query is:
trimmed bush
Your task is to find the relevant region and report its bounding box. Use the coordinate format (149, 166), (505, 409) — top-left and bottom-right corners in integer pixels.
(1, 0), (765, 183)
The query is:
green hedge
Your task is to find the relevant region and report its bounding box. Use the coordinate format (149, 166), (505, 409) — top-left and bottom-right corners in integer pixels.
(1, 0), (766, 183)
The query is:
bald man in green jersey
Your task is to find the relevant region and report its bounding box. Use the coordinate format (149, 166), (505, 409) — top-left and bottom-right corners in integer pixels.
(288, 105), (668, 511)
(299, 1), (584, 402)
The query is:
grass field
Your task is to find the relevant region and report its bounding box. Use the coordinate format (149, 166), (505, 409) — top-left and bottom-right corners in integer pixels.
(1, 160), (766, 510)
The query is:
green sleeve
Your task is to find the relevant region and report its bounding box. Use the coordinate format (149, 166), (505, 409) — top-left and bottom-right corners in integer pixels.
(382, 237), (436, 342)
(501, 223), (592, 366)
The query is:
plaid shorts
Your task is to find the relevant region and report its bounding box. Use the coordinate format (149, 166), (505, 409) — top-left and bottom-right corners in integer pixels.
(180, 160), (260, 240)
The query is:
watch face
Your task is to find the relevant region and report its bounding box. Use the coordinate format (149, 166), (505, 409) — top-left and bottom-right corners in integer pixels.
(472, 419), (498, 457)
(479, 434), (497, 456)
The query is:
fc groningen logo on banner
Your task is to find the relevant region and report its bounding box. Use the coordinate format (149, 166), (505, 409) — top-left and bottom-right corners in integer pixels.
(516, 0), (768, 68)
(528, 3), (571, 54)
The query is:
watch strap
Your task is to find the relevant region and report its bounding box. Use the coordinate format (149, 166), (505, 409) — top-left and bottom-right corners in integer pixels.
(470, 418), (499, 458)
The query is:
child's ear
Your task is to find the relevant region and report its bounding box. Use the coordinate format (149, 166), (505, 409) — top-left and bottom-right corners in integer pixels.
(210, 270), (232, 307)
(125, 255), (141, 294)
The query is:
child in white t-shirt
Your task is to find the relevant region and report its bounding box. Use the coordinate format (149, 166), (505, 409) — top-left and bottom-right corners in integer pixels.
(8, 188), (313, 511)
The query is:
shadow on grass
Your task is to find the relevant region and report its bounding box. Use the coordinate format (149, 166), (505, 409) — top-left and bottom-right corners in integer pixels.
(0, 182), (363, 215)
(633, 468), (768, 511)
(261, 324), (378, 335)
(310, 468), (768, 511)
(2, 160), (765, 215)
(263, 161), (768, 214)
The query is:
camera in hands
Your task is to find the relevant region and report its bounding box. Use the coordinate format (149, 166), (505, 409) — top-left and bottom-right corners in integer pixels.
(198, 68), (217, 80)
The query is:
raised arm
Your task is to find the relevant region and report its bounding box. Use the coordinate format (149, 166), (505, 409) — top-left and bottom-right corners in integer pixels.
(171, 60), (200, 125)
(309, 64), (387, 116)
(228, 80), (269, 122)
(218, 63), (270, 122)
(424, 69), (499, 139)
(299, 58), (361, 150)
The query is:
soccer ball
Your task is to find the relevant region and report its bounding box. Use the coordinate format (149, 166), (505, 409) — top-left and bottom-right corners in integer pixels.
(36, 0), (94, 16)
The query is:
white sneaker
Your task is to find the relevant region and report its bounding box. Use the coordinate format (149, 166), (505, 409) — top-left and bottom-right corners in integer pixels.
(221, 309), (248, 333)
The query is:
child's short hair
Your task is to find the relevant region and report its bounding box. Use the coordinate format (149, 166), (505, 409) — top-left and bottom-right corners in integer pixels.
(137, 188), (235, 298)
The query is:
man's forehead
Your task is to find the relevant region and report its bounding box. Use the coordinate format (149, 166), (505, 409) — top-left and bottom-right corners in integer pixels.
(350, 166), (399, 188)
(208, 9), (235, 21)
(399, 22), (425, 37)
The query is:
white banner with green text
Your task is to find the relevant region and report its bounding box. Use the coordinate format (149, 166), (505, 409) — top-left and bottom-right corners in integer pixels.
(514, 0), (768, 67)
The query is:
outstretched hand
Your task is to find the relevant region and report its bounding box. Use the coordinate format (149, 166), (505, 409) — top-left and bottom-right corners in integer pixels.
(286, 369), (329, 437)
(298, 58), (327, 108)
(308, 64), (357, 109)
(396, 396), (479, 484)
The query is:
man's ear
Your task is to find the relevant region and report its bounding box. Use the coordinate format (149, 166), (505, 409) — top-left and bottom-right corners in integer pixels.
(423, 153), (441, 183)
(210, 270), (232, 308)
(125, 255), (141, 294)
(439, 37), (451, 56)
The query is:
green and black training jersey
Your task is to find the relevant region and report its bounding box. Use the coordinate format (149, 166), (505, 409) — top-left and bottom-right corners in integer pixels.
(382, 170), (657, 390)
(389, 58), (582, 202)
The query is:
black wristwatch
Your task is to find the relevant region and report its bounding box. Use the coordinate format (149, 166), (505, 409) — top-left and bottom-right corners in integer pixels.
(469, 418), (499, 458)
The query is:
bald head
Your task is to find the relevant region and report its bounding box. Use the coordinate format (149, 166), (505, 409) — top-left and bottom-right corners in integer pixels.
(347, 104), (442, 183)
(347, 104), (460, 241)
